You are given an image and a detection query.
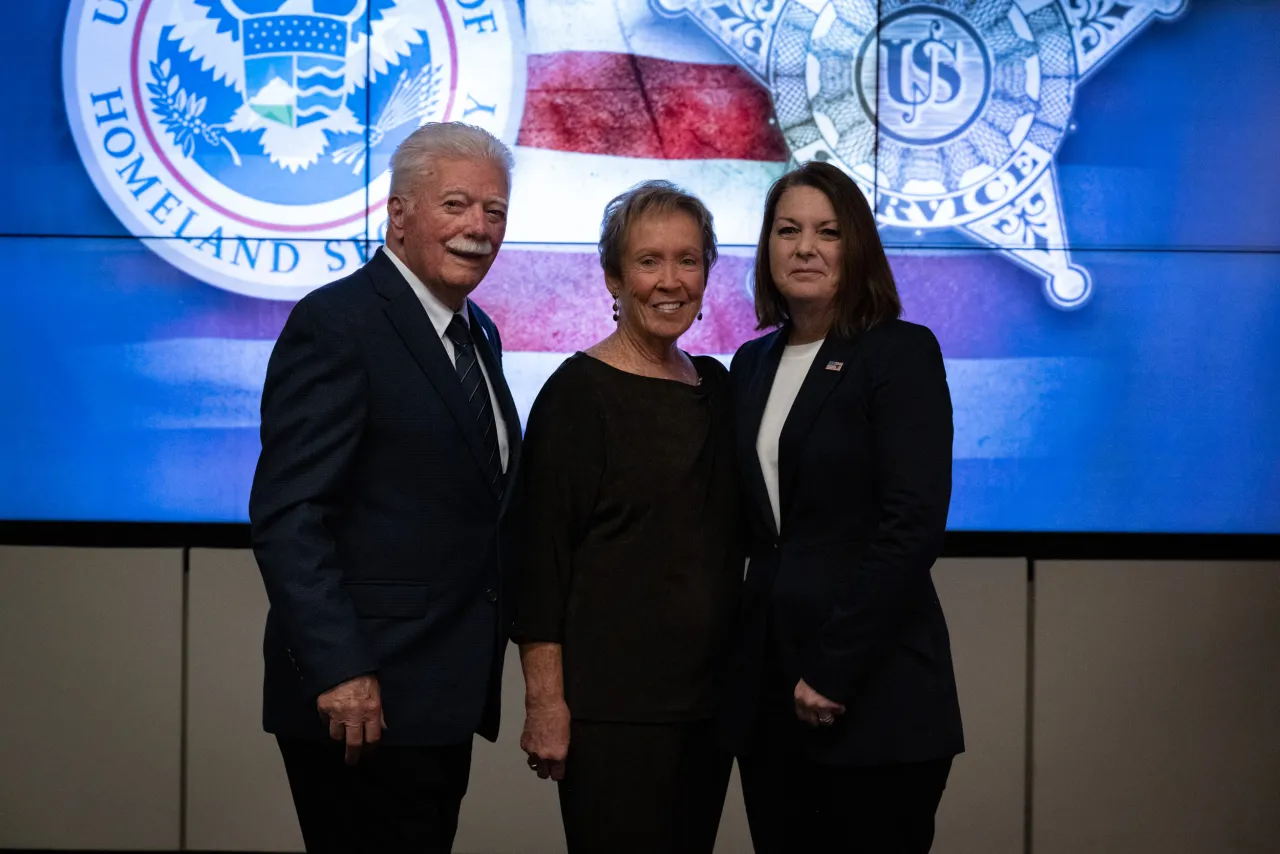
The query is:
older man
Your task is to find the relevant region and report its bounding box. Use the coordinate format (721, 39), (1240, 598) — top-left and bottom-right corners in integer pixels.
(249, 122), (521, 852)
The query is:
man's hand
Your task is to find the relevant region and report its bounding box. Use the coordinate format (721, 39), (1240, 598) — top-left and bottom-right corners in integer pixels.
(520, 700), (570, 781)
(317, 674), (384, 765)
(794, 678), (846, 727)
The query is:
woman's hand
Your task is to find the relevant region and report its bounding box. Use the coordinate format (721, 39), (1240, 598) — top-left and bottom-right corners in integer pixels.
(520, 700), (571, 780)
(794, 679), (846, 727)
(518, 642), (570, 780)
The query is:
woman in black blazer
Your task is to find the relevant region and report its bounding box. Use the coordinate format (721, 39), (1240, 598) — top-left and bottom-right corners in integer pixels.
(722, 161), (964, 852)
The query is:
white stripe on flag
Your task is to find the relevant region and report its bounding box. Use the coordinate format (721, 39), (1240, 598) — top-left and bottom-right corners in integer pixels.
(75, 339), (1098, 460)
(525, 0), (735, 65)
(507, 147), (786, 245)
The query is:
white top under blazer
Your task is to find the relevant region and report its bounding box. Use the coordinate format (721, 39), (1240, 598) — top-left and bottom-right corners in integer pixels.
(755, 337), (825, 531)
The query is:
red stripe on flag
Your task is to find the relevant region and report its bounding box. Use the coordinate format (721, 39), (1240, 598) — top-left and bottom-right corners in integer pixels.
(517, 52), (788, 162)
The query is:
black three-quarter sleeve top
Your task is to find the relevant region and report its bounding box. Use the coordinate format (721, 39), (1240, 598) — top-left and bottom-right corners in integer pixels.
(512, 353), (742, 723)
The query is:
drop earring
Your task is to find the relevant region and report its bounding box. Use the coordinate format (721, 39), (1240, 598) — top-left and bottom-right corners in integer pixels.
(697, 311), (704, 321)
(611, 295), (619, 323)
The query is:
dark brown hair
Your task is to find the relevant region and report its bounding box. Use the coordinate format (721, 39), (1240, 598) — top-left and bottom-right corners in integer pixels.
(599, 180), (718, 284)
(753, 160), (901, 336)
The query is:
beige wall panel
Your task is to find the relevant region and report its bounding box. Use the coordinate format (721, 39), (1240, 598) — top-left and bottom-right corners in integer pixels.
(714, 763), (753, 854)
(456, 643), (565, 854)
(932, 558), (1028, 854)
(1034, 560), (1280, 854)
(0, 546), (182, 850)
(186, 548), (305, 851)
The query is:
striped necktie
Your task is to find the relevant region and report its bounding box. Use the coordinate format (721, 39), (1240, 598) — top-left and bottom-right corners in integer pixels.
(445, 314), (503, 496)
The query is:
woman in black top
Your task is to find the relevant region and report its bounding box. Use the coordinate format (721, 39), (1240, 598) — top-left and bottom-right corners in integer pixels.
(512, 181), (740, 853)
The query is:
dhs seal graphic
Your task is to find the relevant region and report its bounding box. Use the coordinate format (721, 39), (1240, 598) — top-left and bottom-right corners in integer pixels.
(64, 0), (526, 299)
(653, 0), (1187, 309)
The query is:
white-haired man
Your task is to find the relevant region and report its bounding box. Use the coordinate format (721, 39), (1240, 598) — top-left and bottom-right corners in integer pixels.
(250, 122), (521, 852)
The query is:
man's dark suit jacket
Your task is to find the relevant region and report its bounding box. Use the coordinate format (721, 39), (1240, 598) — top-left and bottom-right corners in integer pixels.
(249, 248), (522, 746)
(721, 319), (964, 766)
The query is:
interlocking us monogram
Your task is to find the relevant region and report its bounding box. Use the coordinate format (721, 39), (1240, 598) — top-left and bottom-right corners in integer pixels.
(858, 9), (991, 147)
(882, 20), (963, 125)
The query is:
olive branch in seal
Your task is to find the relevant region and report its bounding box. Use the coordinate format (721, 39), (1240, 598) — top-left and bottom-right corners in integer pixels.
(330, 63), (443, 176)
(148, 58), (243, 166)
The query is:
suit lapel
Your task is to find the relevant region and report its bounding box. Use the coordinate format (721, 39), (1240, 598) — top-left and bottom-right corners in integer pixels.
(741, 329), (788, 540)
(369, 251), (499, 497)
(777, 333), (863, 523)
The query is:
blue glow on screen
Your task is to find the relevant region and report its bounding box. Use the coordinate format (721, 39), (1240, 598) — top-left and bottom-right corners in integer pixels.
(0, 0), (1276, 531)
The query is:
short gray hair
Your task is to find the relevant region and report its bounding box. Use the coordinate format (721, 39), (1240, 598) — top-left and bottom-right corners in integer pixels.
(598, 180), (718, 283)
(389, 122), (514, 199)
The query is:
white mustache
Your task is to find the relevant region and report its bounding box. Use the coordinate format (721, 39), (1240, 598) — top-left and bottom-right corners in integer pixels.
(446, 236), (493, 256)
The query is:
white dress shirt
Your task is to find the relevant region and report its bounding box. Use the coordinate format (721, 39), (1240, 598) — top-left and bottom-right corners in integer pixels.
(382, 246), (510, 472)
(755, 338), (824, 531)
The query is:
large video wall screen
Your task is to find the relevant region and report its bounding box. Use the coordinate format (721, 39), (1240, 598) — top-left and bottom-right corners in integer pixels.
(0, 0), (1276, 531)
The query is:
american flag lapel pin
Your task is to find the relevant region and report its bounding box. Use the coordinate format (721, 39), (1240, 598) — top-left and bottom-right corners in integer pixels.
(825, 360), (844, 372)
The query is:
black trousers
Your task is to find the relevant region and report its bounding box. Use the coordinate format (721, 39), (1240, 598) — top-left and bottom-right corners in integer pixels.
(276, 736), (472, 853)
(557, 718), (733, 854)
(739, 742), (952, 854)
